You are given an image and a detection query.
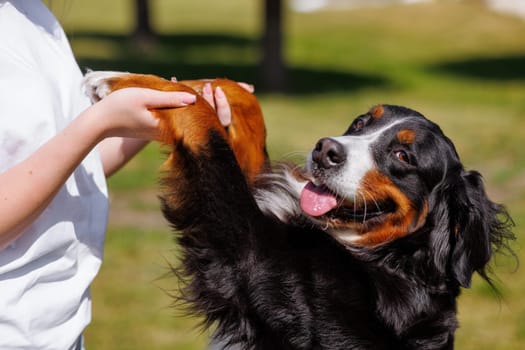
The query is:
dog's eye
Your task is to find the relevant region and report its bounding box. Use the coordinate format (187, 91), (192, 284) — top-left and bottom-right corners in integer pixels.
(352, 119), (365, 132)
(395, 150), (410, 164)
(345, 116), (372, 135)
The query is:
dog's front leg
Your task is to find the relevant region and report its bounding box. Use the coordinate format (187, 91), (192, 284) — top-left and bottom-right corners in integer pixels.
(84, 71), (271, 345)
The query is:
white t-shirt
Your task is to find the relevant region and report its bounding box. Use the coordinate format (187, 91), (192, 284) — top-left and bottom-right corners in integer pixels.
(0, 1), (109, 348)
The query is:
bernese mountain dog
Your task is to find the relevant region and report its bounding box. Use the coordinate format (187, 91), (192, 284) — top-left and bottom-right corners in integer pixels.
(84, 72), (514, 350)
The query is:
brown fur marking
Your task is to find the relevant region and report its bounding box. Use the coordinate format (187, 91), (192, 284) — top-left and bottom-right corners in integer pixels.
(355, 170), (428, 246)
(101, 74), (268, 185)
(397, 129), (416, 145)
(369, 105), (385, 119)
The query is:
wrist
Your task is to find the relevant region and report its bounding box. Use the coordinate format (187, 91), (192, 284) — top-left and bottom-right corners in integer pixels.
(76, 102), (115, 144)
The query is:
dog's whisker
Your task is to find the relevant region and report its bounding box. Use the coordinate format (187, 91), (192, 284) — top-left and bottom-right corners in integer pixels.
(353, 193), (357, 217)
(360, 192), (368, 224)
(364, 188), (382, 213)
(280, 151), (309, 163)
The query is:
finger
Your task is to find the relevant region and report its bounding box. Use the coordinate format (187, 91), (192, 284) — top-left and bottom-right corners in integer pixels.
(202, 83), (214, 108)
(144, 90), (196, 108)
(170, 77), (178, 82)
(237, 82), (254, 93)
(214, 86), (232, 127)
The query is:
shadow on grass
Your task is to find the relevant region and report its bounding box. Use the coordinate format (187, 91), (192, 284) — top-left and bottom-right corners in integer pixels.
(430, 54), (525, 81)
(71, 31), (388, 94)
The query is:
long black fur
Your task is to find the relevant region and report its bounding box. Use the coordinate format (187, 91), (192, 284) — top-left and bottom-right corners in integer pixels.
(160, 106), (514, 350)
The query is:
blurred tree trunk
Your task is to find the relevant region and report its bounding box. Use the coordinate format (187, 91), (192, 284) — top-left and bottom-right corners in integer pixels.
(261, 0), (287, 92)
(132, 0), (156, 45)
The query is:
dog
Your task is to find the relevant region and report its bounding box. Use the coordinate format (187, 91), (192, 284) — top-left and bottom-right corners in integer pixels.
(84, 72), (514, 350)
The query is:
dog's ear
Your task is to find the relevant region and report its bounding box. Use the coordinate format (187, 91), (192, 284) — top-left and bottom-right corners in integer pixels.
(431, 169), (514, 288)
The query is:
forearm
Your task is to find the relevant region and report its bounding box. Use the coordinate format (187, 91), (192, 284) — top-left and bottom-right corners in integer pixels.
(0, 87), (196, 249)
(99, 137), (149, 177)
(0, 110), (104, 248)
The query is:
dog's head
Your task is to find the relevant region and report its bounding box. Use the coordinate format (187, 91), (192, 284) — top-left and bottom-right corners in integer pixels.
(300, 104), (514, 287)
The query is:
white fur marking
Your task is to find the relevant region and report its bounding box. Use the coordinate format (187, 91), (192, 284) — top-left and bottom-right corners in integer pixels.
(316, 119), (410, 198)
(82, 70), (130, 103)
(254, 171), (306, 222)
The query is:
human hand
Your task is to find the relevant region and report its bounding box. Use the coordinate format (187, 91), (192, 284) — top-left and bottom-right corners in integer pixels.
(171, 77), (254, 128)
(202, 83), (232, 127)
(88, 87), (196, 141)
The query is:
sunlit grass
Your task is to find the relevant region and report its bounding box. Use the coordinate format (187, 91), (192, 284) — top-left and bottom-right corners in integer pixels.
(85, 227), (209, 350)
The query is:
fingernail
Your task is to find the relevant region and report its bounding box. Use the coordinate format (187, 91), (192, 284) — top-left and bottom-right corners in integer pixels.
(203, 83), (212, 95)
(182, 94), (196, 105)
(215, 86), (225, 99)
(239, 82), (254, 93)
(171, 77), (178, 82)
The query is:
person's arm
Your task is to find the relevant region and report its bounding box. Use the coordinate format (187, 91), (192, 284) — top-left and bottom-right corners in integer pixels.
(98, 137), (149, 178)
(0, 88), (195, 249)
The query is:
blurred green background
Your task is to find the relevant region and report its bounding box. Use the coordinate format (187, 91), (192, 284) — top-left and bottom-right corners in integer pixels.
(52, 0), (525, 348)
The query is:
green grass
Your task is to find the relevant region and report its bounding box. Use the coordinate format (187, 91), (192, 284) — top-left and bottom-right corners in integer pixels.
(48, 0), (525, 348)
(86, 227), (209, 349)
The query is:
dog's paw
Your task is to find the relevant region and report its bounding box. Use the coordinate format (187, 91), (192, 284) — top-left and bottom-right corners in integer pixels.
(83, 70), (130, 103)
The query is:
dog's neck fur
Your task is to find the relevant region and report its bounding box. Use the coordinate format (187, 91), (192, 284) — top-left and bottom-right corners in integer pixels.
(253, 163), (306, 224)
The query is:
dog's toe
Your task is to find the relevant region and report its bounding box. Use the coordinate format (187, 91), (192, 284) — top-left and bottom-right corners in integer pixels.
(82, 70), (130, 103)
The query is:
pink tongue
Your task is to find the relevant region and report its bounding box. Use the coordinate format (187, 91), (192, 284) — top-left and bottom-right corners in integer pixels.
(300, 182), (338, 217)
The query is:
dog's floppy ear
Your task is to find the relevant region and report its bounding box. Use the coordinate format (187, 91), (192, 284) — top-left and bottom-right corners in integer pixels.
(432, 169), (514, 288)
(430, 169), (514, 288)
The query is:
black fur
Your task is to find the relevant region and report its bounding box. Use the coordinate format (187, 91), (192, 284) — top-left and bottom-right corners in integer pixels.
(160, 105), (514, 350)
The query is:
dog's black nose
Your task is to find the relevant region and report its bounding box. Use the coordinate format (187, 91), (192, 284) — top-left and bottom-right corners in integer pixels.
(312, 138), (346, 169)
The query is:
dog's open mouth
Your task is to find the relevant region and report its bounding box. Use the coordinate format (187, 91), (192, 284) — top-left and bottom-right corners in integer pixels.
(300, 182), (396, 224)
